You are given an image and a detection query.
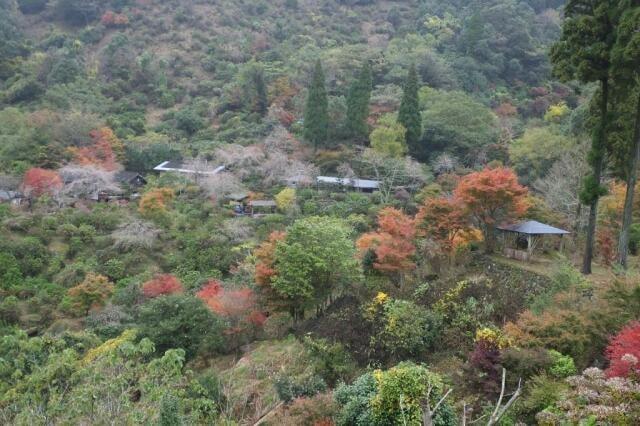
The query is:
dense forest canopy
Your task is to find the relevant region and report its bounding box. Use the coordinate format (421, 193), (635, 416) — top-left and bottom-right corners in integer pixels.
(1, 0), (640, 424)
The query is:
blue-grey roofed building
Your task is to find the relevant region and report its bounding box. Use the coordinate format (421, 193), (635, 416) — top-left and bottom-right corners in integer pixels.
(497, 220), (570, 261)
(316, 176), (380, 193)
(496, 221), (570, 235)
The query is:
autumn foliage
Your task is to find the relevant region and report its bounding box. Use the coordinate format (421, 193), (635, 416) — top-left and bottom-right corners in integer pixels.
(22, 168), (63, 197)
(605, 321), (640, 379)
(142, 274), (184, 298)
(65, 273), (115, 315)
(416, 196), (473, 254)
(454, 167), (528, 251)
(101, 11), (129, 27)
(68, 127), (124, 171)
(139, 187), (175, 215)
(197, 280), (266, 331)
(254, 231), (286, 286)
(357, 207), (416, 274)
(597, 228), (617, 266)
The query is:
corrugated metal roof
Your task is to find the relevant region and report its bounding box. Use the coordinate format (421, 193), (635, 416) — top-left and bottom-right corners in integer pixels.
(497, 220), (570, 235)
(317, 176), (379, 189)
(153, 161), (225, 175)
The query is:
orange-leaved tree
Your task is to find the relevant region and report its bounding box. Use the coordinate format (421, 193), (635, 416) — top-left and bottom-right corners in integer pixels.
(139, 187), (174, 216)
(142, 274), (184, 298)
(454, 167), (528, 253)
(253, 231), (287, 313)
(357, 207), (416, 280)
(69, 127), (124, 171)
(416, 196), (473, 256)
(64, 273), (115, 316)
(22, 168), (63, 198)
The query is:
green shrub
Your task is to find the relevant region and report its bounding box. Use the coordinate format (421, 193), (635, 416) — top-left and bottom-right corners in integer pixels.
(55, 0), (100, 26)
(137, 294), (225, 359)
(500, 347), (553, 382)
(517, 374), (567, 423)
(303, 336), (356, 386)
(335, 363), (456, 426)
(334, 373), (377, 426)
(101, 258), (126, 281)
(0, 253), (23, 290)
(4, 78), (44, 104)
(547, 350), (576, 378)
(0, 296), (20, 323)
(274, 373), (327, 403)
(18, 0), (48, 14)
(371, 362), (456, 426)
(372, 299), (443, 359)
(629, 223), (640, 255)
(175, 107), (206, 135)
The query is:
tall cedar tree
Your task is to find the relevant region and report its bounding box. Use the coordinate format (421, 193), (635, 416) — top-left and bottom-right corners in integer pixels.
(550, 0), (618, 274)
(613, 2), (640, 268)
(398, 64), (422, 160)
(345, 62), (373, 142)
(304, 61), (329, 149)
(253, 66), (268, 116)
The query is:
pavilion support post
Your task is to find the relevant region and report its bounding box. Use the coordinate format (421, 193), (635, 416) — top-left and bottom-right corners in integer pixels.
(527, 234), (533, 262)
(559, 235), (564, 254)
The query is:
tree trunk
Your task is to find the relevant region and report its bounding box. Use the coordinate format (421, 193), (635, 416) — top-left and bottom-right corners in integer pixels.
(573, 197), (582, 237)
(484, 225), (496, 254)
(582, 78), (609, 275)
(617, 92), (640, 269)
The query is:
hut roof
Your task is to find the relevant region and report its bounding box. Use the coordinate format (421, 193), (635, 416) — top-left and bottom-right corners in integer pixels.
(115, 171), (147, 185)
(316, 176), (380, 189)
(226, 192), (249, 201)
(249, 200), (277, 207)
(153, 160), (225, 175)
(496, 220), (570, 235)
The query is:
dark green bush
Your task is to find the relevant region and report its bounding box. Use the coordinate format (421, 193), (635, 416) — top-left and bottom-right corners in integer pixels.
(18, 0), (48, 14)
(137, 294), (225, 359)
(55, 0), (100, 26)
(629, 223), (640, 255)
(274, 373), (327, 403)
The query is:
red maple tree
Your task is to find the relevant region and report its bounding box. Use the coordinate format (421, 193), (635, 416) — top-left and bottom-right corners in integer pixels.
(22, 168), (63, 198)
(142, 274), (184, 298)
(454, 167), (528, 252)
(605, 321), (640, 378)
(197, 280), (266, 330)
(356, 207), (416, 275)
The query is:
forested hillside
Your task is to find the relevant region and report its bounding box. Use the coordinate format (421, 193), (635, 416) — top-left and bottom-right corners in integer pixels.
(1, 0), (640, 424)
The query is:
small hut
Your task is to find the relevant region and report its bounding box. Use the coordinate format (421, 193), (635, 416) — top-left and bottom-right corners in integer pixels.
(247, 200), (277, 217)
(497, 220), (570, 262)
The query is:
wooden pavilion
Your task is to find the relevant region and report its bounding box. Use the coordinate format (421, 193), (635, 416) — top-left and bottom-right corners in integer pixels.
(247, 200), (277, 217)
(497, 220), (570, 262)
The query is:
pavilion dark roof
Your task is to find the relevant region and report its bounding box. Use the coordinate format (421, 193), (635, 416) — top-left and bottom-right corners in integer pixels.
(496, 220), (570, 235)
